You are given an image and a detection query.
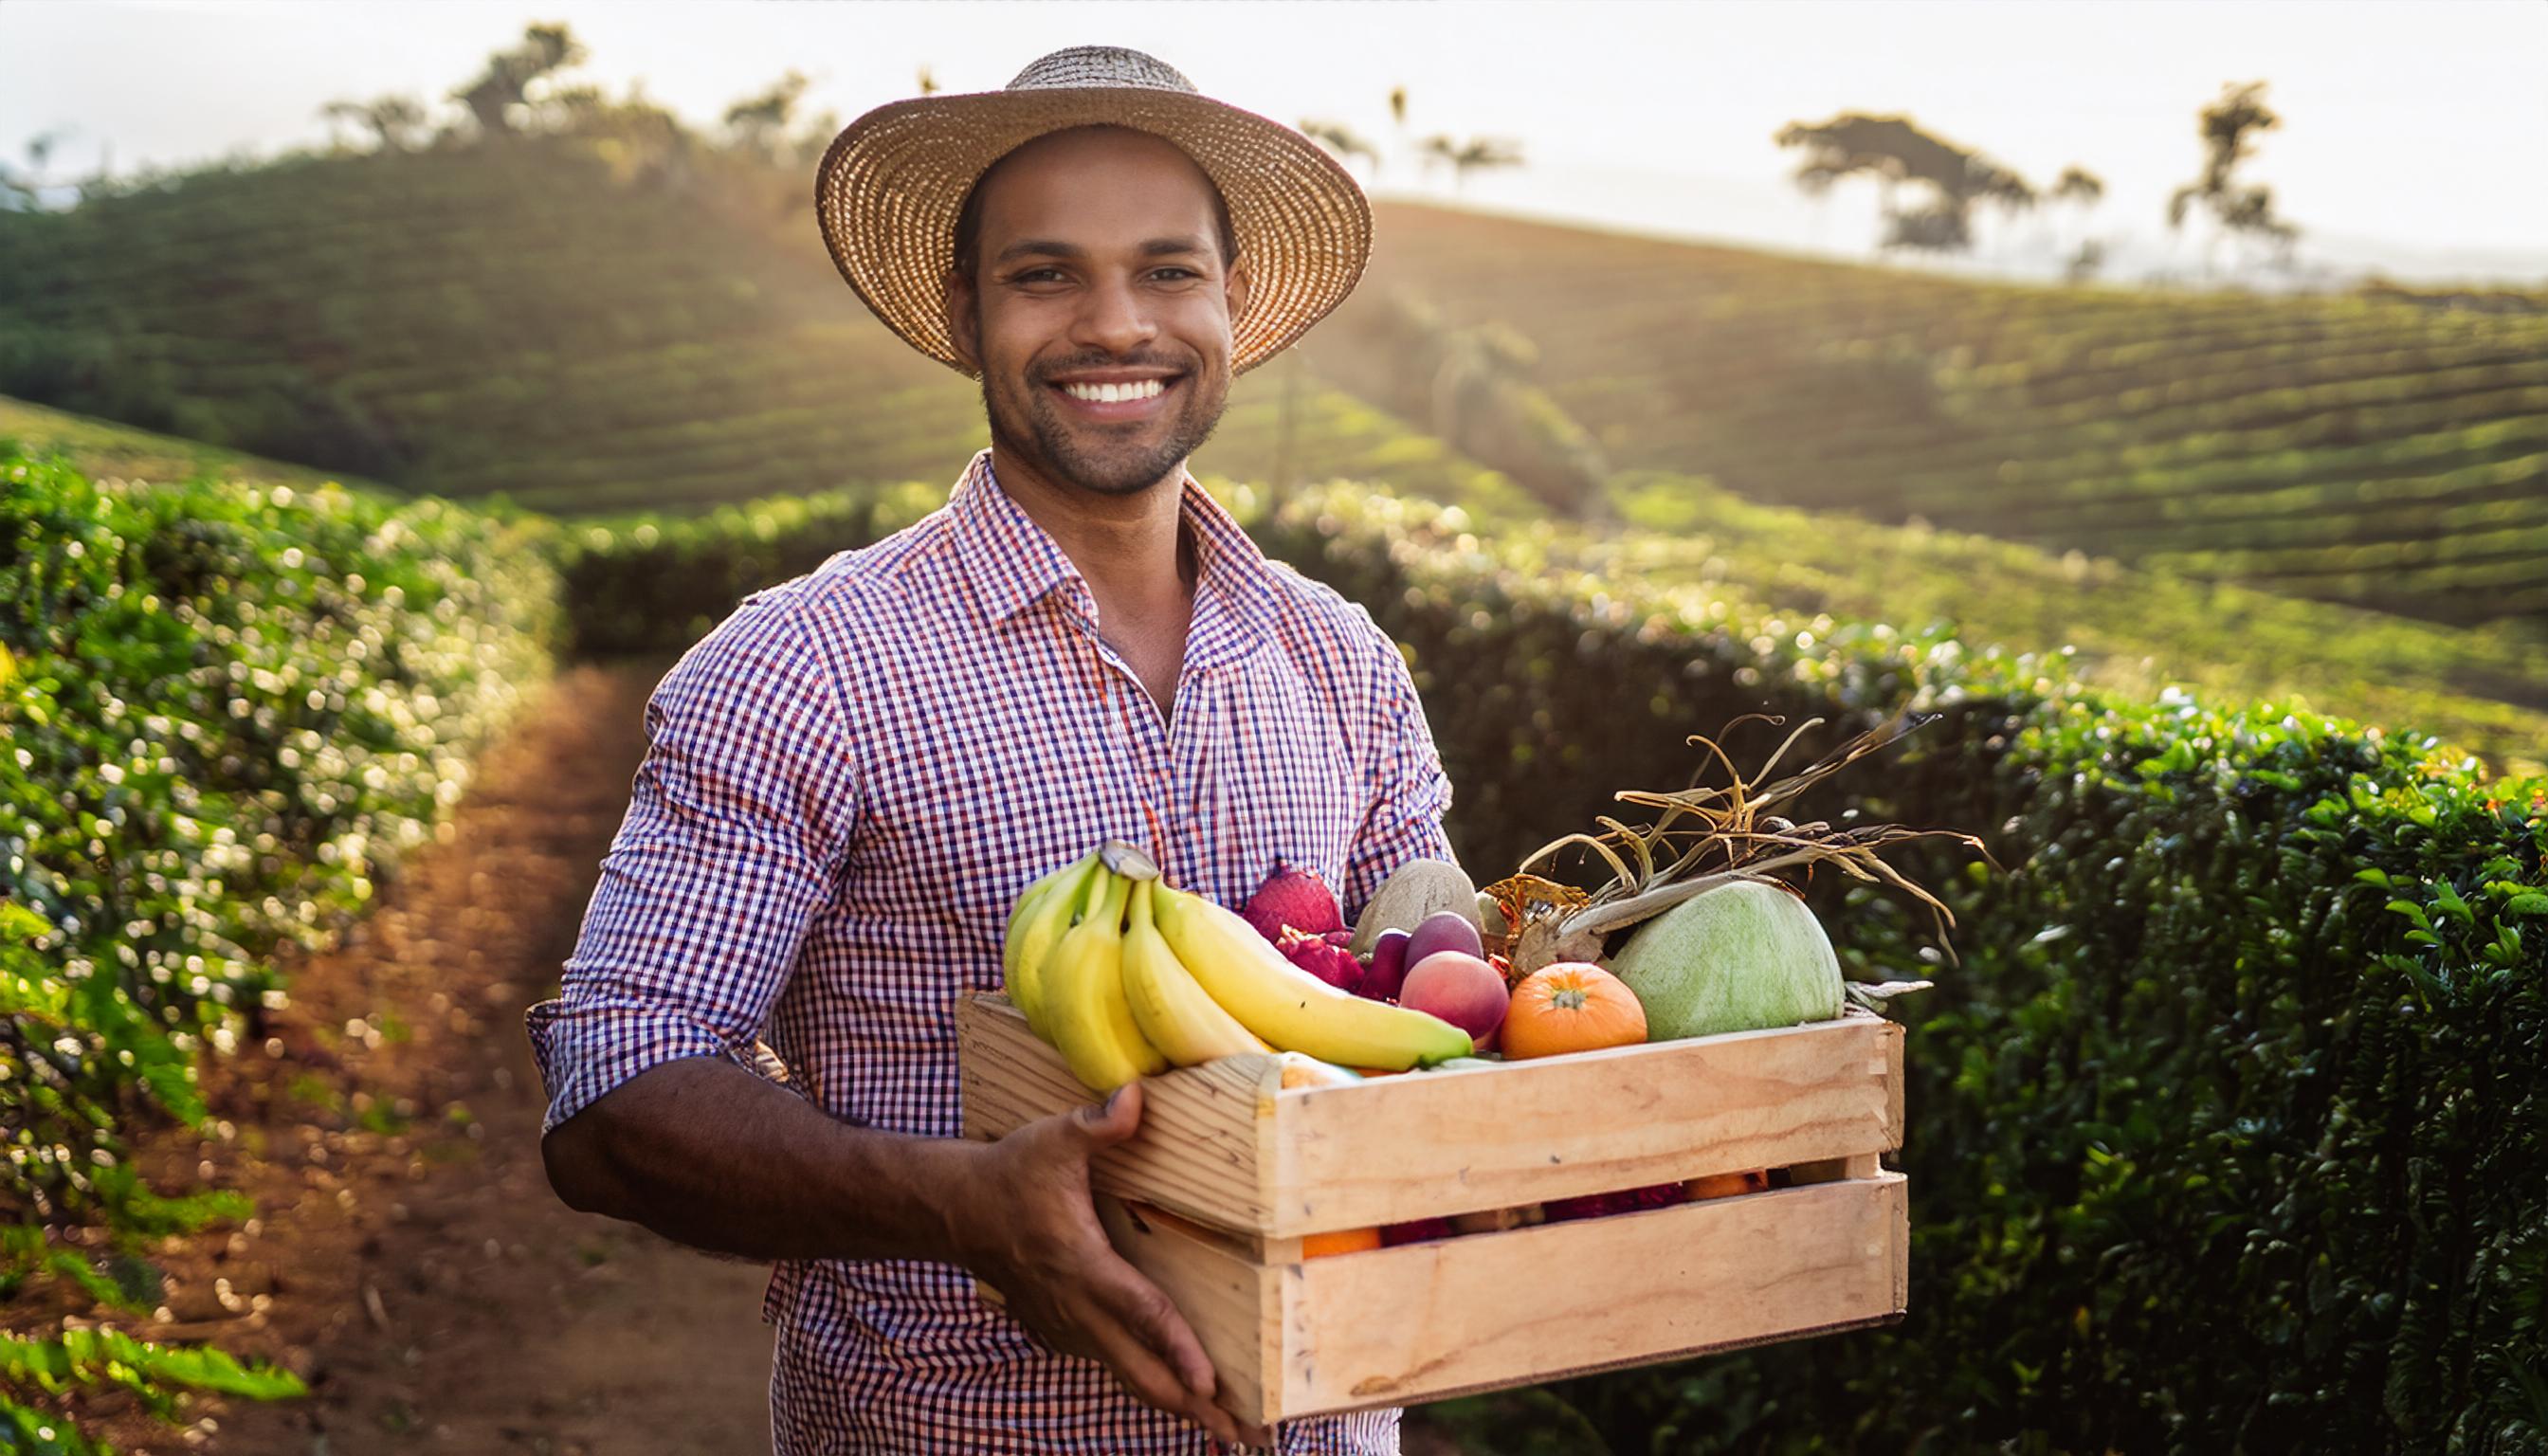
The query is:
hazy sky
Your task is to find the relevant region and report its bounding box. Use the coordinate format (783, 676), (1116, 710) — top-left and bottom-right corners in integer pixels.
(7, 0), (2544, 281)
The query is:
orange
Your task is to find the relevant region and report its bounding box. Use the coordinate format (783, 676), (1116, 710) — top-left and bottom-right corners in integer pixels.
(1301, 1227), (1383, 1259)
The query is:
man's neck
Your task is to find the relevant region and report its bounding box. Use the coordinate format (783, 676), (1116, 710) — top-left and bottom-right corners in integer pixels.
(989, 446), (1197, 620)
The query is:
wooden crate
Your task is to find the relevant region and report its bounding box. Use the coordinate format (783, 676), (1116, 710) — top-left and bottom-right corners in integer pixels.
(956, 993), (1906, 1425)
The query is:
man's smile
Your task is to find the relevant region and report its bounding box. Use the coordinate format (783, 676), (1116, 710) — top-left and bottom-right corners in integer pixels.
(1044, 371), (1186, 423)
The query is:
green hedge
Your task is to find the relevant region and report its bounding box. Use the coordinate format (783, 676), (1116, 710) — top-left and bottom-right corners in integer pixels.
(559, 480), (2544, 1452)
(552, 482), (942, 655)
(1257, 490), (2546, 1455)
(0, 446), (556, 1438)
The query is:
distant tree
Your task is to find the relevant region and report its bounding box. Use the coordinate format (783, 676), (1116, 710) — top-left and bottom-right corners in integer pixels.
(1389, 85), (1408, 130)
(1775, 112), (2035, 259)
(2051, 165), (2107, 279)
(452, 22), (587, 137)
(2052, 164), (2105, 209)
(1300, 118), (1381, 178)
(724, 69), (810, 159)
(1418, 134), (1524, 191)
(319, 94), (430, 154)
(917, 66), (941, 97)
(2168, 81), (2299, 275)
(0, 130), (64, 210)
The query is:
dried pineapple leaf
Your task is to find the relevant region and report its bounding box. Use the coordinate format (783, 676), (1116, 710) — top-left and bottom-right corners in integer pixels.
(1845, 979), (1936, 1010)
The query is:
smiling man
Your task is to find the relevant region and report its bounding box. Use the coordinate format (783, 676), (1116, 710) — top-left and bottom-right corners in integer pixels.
(525, 46), (1453, 1456)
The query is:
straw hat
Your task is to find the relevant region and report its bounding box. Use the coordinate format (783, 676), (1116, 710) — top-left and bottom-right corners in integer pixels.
(812, 46), (1371, 378)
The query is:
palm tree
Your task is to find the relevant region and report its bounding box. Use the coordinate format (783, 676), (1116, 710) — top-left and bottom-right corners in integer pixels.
(1418, 135), (1525, 192)
(1300, 119), (1381, 180)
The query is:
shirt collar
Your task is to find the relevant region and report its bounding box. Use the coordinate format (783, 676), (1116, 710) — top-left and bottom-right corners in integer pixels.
(950, 448), (1284, 666)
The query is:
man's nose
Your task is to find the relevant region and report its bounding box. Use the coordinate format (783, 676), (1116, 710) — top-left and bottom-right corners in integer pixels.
(1070, 274), (1158, 357)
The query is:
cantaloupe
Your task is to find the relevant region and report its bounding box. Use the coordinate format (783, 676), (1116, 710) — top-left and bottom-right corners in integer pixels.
(1607, 878), (1842, 1039)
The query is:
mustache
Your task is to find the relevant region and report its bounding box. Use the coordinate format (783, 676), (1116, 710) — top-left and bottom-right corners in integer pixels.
(1030, 352), (1198, 382)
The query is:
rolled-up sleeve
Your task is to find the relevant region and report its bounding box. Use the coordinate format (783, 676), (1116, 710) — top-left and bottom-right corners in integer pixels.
(1339, 613), (1459, 923)
(526, 592), (860, 1134)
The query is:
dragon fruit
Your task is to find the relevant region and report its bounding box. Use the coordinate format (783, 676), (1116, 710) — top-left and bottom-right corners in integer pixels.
(1379, 1216), (1456, 1247)
(1278, 925), (1365, 994)
(1242, 863), (1346, 942)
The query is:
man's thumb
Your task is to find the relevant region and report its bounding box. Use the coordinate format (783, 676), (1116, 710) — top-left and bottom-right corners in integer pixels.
(1077, 1081), (1143, 1143)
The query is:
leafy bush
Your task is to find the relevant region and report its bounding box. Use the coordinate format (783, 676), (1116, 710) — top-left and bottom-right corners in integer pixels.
(554, 482), (940, 654)
(1256, 488), (2546, 1455)
(555, 475), (2544, 1448)
(0, 446), (555, 1440)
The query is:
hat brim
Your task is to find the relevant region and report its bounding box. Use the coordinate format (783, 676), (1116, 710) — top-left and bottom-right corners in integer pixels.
(813, 85), (1371, 378)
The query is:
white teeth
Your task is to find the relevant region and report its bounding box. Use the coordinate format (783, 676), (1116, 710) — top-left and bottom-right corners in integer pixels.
(1063, 379), (1165, 403)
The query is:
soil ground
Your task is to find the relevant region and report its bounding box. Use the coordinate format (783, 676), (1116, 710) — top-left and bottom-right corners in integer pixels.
(30, 660), (1471, 1455)
(36, 661), (773, 1455)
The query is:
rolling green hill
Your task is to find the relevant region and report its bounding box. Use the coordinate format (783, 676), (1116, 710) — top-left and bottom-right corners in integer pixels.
(0, 140), (1533, 519)
(1347, 202), (2548, 630)
(4, 137), (2544, 773)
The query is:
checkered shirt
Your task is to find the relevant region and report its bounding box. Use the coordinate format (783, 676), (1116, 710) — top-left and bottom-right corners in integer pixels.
(526, 450), (1455, 1455)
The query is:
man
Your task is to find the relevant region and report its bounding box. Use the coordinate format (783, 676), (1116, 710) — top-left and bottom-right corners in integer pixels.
(529, 46), (1453, 1455)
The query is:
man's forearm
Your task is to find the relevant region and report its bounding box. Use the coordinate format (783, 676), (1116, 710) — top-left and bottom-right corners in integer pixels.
(541, 1056), (985, 1264)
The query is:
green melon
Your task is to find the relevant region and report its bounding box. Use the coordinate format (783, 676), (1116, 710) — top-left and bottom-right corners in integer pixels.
(1608, 879), (1843, 1040)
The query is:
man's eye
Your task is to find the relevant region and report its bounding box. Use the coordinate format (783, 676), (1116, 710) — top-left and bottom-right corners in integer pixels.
(1153, 267), (1200, 282)
(1015, 267), (1065, 283)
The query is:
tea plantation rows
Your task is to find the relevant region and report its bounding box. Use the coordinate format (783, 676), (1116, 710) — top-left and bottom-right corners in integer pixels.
(1348, 203), (2548, 629)
(0, 141), (1523, 518)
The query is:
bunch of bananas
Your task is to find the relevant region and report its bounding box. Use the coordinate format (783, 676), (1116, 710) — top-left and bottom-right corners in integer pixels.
(1003, 843), (1474, 1093)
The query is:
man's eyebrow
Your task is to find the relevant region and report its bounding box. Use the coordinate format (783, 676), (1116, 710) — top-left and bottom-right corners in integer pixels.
(994, 239), (1083, 265)
(992, 236), (1213, 265)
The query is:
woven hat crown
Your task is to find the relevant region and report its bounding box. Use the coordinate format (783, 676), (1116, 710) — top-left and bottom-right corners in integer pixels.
(812, 46), (1371, 378)
(1007, 46), (1198, 95)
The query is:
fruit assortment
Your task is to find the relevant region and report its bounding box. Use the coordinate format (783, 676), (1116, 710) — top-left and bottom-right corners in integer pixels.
(1000, 718), (1967, 1249)
(1000, 843), (1472, 1095)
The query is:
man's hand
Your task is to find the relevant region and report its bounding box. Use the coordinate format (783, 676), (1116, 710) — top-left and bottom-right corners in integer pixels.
(956, 1082), (1270, 1448)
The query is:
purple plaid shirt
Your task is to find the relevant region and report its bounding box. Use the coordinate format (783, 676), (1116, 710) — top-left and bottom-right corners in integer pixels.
(527, 450), (1455, 1454)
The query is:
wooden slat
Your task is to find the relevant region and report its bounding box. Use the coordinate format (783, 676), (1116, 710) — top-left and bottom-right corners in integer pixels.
(1284, 1174), (1909, 1418)
(956, 994), (1904, 1237)
(956, 996), (1280, 1233)
(1267, 1012), (1902, 1234)
(1095, 1195), (1281, 1426)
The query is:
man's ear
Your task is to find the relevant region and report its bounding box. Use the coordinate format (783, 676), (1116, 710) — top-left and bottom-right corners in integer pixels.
(1223, 253), (1252, 328)
(943, 268), (981, 373)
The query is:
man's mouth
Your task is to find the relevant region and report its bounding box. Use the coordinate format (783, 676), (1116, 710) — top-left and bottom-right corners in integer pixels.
(1046, 373), (1184, 422)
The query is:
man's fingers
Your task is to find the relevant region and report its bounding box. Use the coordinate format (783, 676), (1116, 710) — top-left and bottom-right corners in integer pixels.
(1075, 1079), (1145, 1146)
(1133, 1279), (1218, 1402)
(1085, 1311), (1239, 1442)
(1088, 1258), (1215, 1399)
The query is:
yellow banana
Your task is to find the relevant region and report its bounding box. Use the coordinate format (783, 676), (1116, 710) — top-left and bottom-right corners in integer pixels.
(1003, 850), (1101, 1041)
(1121, 879), (1271, 1066)
(1149, 883), (1472, 1070)
(1041, 870), (1169, 1093)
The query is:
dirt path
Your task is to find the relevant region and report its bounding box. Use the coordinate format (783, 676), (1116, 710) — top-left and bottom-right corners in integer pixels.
(50, 657), (1474, 1456)
(59, 660), (774, 1455)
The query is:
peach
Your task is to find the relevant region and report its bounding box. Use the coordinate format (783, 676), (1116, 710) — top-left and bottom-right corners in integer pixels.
(1400, 951), (1509, 1044)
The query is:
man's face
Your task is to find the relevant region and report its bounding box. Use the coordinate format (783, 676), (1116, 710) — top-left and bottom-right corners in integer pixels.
(946, 127), (1249, 499)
